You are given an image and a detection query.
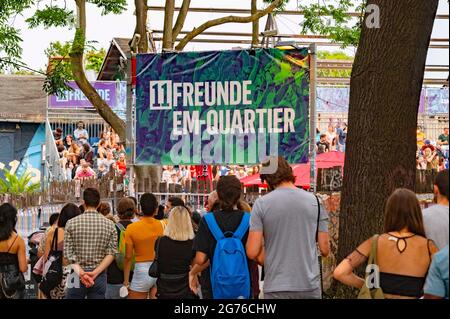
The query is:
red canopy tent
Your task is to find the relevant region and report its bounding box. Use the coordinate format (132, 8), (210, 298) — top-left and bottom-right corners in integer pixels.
(240, 151), (345, 188)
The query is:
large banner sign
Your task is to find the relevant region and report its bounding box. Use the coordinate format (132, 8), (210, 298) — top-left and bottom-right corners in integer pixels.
(49, 81), (127, 120)
(135, 48), (310, 165)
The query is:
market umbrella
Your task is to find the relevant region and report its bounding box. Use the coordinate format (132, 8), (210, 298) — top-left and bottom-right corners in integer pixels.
(239, 151), (345, 188)
(239, 173), (267, 188)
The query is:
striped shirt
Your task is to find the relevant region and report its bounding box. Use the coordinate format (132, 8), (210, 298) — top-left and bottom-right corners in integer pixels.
(64, 210), (117, 270)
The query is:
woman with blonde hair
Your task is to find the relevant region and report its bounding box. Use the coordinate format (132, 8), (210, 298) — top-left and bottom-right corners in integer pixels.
(154, 206), (197, 299)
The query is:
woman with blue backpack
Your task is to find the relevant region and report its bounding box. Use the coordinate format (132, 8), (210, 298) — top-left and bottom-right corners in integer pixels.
(190, 175), (252, 299)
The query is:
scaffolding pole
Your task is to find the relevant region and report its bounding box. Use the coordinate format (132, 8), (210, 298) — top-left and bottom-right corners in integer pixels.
(126, 52), (136, 198)
(309, 43), (317, 193)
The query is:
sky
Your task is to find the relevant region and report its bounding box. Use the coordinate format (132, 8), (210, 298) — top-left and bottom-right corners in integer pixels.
(11, 0), (450, 81)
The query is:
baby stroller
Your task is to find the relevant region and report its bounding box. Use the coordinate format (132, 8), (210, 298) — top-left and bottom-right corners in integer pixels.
(27, 226), (47, 284)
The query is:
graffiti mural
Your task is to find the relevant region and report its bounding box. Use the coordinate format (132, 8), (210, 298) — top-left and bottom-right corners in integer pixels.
(0, 123), (45, 185)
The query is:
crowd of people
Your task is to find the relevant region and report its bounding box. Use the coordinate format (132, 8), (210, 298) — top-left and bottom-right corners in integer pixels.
(53, 121), (127, 181)
(416, 127), (449, 171)
(0, 155), (448, 300)
(316, 122), (347, 154)
(160, 165), (261, 190)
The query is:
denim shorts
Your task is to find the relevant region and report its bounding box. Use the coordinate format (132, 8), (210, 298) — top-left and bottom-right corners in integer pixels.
(130, 262), (157, 293)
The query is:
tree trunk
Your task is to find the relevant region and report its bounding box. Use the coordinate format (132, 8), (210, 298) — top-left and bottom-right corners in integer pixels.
(70, 0), (126, 141)
(251, 0), (259, 47)
(334, 0), (439, 298)
(163, 0), (175, 50)
(134, 0), (148, 53)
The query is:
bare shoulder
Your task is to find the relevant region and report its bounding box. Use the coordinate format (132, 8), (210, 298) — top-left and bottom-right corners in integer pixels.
(356, 236), (378, 256)
(11, 232), (25, 249)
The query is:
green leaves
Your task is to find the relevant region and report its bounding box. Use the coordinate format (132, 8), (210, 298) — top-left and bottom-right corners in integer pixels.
(0, 0), (125, 73)
(263, 0), (289, 12)
(86, 47), (106, 73)
(26, 6), (75, 29)
(0, 0), (34, 20)
(0, 26), (23, 70)
(88, 0), (127, 15)
(42, 39), (106, 95)
(0, 168), (40, 195)
(45, 40), (72, 58)
(317, 50), (353, 78)
(43, 40), (74, 95)
(43, 61), (74, 96)
(300, 0), (364, 48)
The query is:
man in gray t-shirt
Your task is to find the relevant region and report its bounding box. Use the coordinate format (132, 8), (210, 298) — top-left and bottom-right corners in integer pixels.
(423, 169), (449, 250)
(246, 156), (330, 299)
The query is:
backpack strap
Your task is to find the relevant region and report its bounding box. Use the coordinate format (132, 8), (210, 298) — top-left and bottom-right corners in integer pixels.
(204, 213), (225, 241)
(116, 222), (125, 232)
(233, 213), (250, 240)
(314, 195), (321, 242)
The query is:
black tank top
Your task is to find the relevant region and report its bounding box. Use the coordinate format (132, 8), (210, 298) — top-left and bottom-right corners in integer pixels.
(0, 235), (19, 269)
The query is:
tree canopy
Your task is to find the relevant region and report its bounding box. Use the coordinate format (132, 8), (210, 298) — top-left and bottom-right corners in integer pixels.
(0, 0), (366, 138)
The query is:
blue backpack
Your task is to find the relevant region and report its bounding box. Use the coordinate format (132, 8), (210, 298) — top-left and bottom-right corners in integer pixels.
(204, 213), (251, 299)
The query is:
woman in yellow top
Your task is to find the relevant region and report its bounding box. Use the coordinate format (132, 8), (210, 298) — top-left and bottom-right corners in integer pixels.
(123, 193), (166, 299)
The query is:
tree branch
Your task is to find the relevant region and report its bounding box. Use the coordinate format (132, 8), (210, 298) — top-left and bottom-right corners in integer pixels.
(175, 0), (282, 51)
(70, 0), (126, 141)
(134, 0), (148, 53)
(162, 0), (175, 50)
(251, 0), (259, 47)
(172, 0), (191, 40)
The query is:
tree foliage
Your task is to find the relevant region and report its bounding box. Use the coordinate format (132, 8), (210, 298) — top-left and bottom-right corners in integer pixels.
(42, 40), (106, 95)
(0, 0), (365, 96)
(0, 0), (33, 70)
(318, 50), (353, 78)
(0, 0), (125, 92)
(26, 6), (75, 29)
(86, 47), (106, 72)
(300, 0), (365, 48)
(0, 168), (41, 195)
(0, 0), (366, 138)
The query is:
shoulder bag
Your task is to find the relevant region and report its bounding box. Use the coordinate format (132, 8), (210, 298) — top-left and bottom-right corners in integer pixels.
(148, 236), (161, 278)
(39, 228), (64, 299)
(358, 234), (384, 299)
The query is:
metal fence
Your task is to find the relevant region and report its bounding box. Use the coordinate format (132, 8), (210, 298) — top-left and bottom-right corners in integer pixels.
(0, 170), (125, 209)
(1, 166), (438, 209)
(49, 120), (106, 144)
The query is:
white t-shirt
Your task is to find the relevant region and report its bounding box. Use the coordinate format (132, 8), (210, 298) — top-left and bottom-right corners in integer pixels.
(74, 128), (89, 142)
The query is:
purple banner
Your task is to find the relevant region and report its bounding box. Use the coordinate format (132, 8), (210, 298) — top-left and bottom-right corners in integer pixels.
(49, 81), (117, 108)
